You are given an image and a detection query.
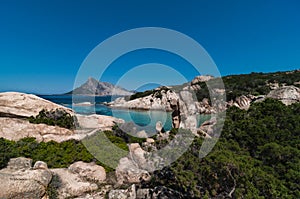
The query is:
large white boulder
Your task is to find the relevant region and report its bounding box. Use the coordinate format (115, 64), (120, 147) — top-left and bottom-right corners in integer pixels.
(0, 157), (52, 199)
(0, 92), (73, 117)
(68, 161), (106, 183)
(267, 86), (300, 105)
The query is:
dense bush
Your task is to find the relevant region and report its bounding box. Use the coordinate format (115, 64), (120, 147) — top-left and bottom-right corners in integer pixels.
(130, 90), (156, 100)
(194, 70), (300, 101)
(0, 136), (121, 172)
(129, 86), (170, 100)
(112, 124), (146, 144)
(145, 99), (300, 198)
(29, 109), (78, 129)
(0, 138), (95, 169)
(0, 126), (146, 172)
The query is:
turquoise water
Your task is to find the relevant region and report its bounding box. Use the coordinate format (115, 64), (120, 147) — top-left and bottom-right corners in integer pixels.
(39, 95), (209, 132)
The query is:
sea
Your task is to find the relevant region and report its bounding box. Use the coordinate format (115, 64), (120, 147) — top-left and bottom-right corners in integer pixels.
(39, 95), (209, 133)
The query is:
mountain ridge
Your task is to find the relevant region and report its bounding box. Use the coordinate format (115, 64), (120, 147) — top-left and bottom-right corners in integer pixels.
(66, 77), (134, 96)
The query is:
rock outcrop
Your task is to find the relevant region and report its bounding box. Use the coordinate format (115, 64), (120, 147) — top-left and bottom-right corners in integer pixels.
(0, 117), (73, 142)
(109, 184), (137, 199)
(115, 143), (151, 185)
(50, 168), (99, 199)
(108, 89), (179, 111)
(0, 157), (52, 199)
(267, 86), (300, 105)
(198, 117), (217, 137)
(0, 92), (124, 142)
(68, 161), (106, 183)
(0, 157), (109, 199)
(108, 184), (184, 199)
(178, 90), (198, 132)
(76, 114), (124, 130)
(0, 92), (74, 118)
(191, 75), (214, 85)
(232, 95), (252, 110)
(0, 114), (122, 143)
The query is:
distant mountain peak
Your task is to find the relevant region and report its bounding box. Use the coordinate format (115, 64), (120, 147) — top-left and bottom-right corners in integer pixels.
(67, 78), (133, 96)
(87, 77), (98, 83)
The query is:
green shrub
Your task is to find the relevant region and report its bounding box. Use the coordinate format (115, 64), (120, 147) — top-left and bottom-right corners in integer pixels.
(145, 99), (300, 198)
(47, 173), (61, 199)
(29, 109), (78, 129)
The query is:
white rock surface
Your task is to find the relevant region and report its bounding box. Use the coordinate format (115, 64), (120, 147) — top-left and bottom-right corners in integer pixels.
(267, 86), (300, 105)
(76, 114), (124, 129)
(51, 168), (99, 199)
(233, 95), (252, 110)
(0, 92), (74, 117)
(0, 157), (52, 199)
(109, 184), (136, 199)
(0, 117), (73, 142)
(191, 75), (214, 85)
(109, 90), (179, 111)
(68, 161), (106, 183)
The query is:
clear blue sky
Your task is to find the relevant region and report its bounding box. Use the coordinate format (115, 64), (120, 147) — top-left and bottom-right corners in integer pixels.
(0, 0), (299, 94)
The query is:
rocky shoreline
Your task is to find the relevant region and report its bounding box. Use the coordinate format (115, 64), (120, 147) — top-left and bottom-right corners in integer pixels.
(0, 92), (124, 143)
(0, 71), (299, 198)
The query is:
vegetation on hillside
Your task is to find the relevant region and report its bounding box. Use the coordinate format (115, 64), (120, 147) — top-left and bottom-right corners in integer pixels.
(127, 70), (300, 103)
(129, 86), (170, 100)
(0, 128), (144, 172)
(145, 99), (300, 198)
(195, 70), (300, 102)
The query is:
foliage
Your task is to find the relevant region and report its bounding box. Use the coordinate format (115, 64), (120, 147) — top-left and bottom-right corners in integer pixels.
(194, 70), (300, 101)
(131, 70), (300, 103)
(29, 109), (78, 129)
(145, 99), (300, 198)
(130, 90), (156, 100)
(0, 137), (106, 170)
(46, 173), (61, 199)
(112, 124), (146, 144)
(129, 86), (170, 100)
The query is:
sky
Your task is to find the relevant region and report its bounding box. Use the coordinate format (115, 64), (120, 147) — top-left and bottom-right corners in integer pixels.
(0, 0), (299, 94)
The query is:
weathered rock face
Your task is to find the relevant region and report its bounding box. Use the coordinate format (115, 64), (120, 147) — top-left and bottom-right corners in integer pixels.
(108, 184), (184, 199)
(196, 98), (214, 114)
(0, 117), (74, 142)
(233, 95), (252, 110)
(191, 75), (214, 85)
(5, 157), (32, 170)
(76, 114), (124, 130)
(0, 92), (74, 117)
(198, 117), (217, 137)
(50, 168), (99, 199)
(109, 184), (137, 199)
(0, 158), (109, 199)
(68, 161), (106, 183)
(108, 89), (179, 111)
(115, 143), (151, 185)
(178, 90), (198, 133)
(0, 114), (123, 142)
(0, 157), (52, 199)
(267, 86), (300, 105)
(72, 185), (112, 199)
